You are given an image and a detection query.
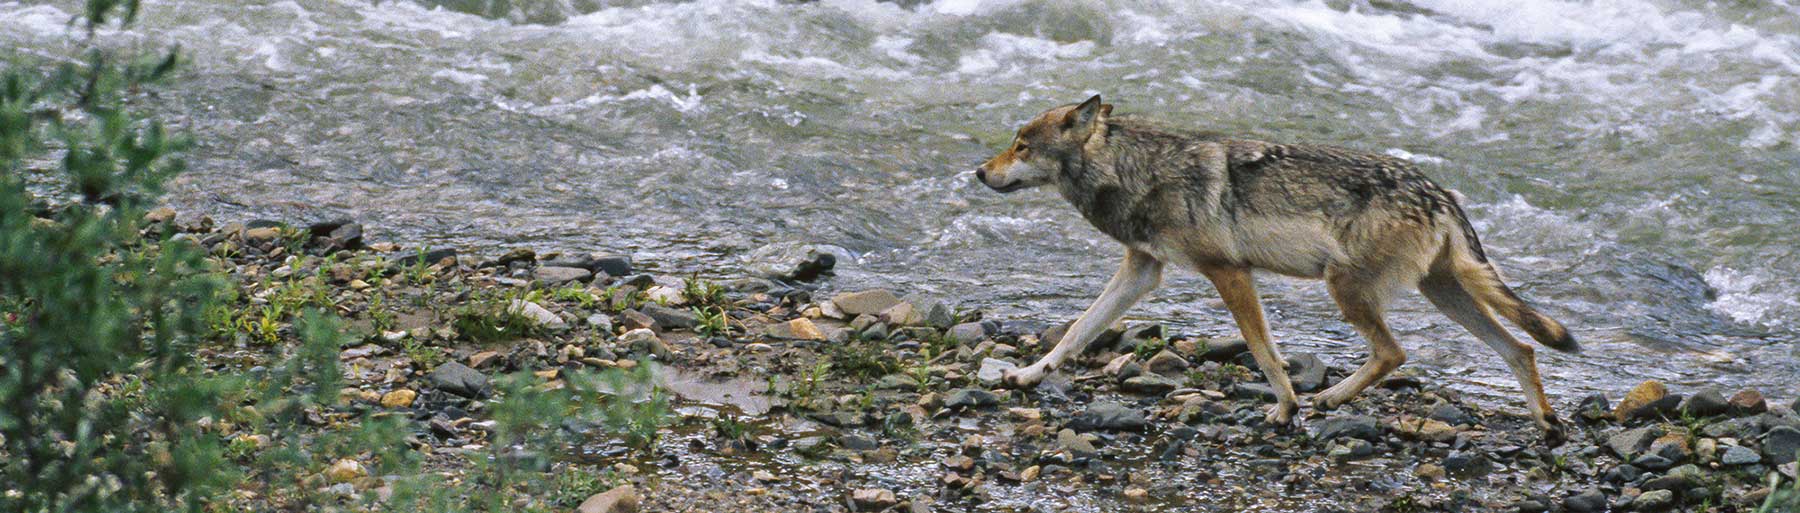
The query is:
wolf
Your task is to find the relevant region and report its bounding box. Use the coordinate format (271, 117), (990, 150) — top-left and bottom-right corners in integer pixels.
(974, 95), (1578, 443)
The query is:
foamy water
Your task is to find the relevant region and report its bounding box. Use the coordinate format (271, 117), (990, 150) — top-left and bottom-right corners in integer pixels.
(5, 0), (1796, 405)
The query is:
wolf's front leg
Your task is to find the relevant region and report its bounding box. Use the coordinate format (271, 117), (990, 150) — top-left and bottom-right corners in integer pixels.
(1197, 264), (1300, 425)
(1004, 249), (1162, 387)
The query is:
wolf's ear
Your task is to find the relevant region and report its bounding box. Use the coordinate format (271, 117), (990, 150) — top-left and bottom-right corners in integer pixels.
(1065, 94), (1111, 131)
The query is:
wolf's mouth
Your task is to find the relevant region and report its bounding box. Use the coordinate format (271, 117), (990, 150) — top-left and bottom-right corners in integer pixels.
(989, 181), (1027, 193)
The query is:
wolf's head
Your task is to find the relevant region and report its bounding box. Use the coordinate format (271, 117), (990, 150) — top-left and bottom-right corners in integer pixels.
(975, 95), (1112, 193)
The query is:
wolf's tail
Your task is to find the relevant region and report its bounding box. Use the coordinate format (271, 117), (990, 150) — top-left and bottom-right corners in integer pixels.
(1443, 200), (1580, 353)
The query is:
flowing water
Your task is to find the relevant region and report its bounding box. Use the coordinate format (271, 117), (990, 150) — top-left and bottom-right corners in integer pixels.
(5, 0), (1797, 407)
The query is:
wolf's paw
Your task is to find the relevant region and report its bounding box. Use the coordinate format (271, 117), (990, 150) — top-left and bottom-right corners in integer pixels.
(1310, 388), (1351, 410)
(1265, 402), (1298, 426)
(1540, 416), (1569, 448)
(1002, 365), (1047, 388)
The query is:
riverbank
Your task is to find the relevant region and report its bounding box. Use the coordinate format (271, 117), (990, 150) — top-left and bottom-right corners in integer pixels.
(156, 209), (1799, 512)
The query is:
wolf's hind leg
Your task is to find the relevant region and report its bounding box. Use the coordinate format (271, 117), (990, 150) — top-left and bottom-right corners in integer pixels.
(1003, 249), (1162, 387)
(1312, 267), (1407, 410)
(1418, 269), (1566, 445)
(1197, 264), (1299, 425)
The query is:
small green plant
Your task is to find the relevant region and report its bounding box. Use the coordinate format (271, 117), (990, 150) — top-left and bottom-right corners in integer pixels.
(711, 414), (753, 444)
(1133, 336), (1168, 361)
(453, 288), (539, 344)
(367, 291), (397, 332)
(829, 341), (901, 383)
(400, 336), (447, 368)
(693, 305), (731, 337)
(403, 246), (436, 285)
(547, 465), (620, 509)
(551, 284), (599, 309)
(785, 360), (832, 410)
(682, 275), (727, 309)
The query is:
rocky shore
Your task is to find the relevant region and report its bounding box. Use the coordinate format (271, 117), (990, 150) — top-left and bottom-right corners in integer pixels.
(152, 210), (1800, 512)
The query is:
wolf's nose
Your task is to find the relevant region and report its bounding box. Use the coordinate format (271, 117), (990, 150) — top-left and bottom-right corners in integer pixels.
(974, 168), (987, 183)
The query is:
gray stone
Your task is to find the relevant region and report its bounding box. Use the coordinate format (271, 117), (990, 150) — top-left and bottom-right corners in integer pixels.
(943, 388), (1000, 410)
(1328, 439), (1374, 461)
(1721, 445), (1761, 465)
(428, 362), (490, 399)
(1607, 426), (1663, 459)
(507, 300), (566, 328)
(1120, 374), (1181, 395)
(1313, 415), (1381, 441)
(1631, 453), (1674, 472)
(1442, 451), (1492, 477)
(1287, 353), (1327, 393)
(1144, 350), (1190, 376)
(949, 322), (987, 345)
(1069, 401), (1147, 432)
(1702, 416), (1763, 439)
(1727, 389), (1768, 416)
(1197, 337), (1249, 361)
(1564, 489), (1608, 512)
(1631, 489), (1673, 511)
(586, 313), (613, 332)
(1679, 388), (1729, 417)
(1232, 383), (1276, 402)
(833, 290), (902, 316)
(902, 294), (956, 328)
(534, 265), (593, 286)
(1765, 426), (1800, 464)
(638, 304), (698, 330)
(976, 358), (1016, 386)
(1429, 403), (1478, 426)
(1056, 428), (1097, 457)
(874, 374), (919, 391)
(1575, 393), (1611, 424)
(619, 329), (671, 360)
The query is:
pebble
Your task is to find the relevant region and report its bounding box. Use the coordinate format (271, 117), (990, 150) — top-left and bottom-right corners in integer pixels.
(851, 488), (898, 511)
(577, 485), (640, 513)
(1120, 374), (1181, 395)
(379, 389), (417, 408)
(325, 459), (366, 483)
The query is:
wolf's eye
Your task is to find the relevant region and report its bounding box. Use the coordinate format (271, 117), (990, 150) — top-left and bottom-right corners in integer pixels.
(1016, 143), (1029, 153)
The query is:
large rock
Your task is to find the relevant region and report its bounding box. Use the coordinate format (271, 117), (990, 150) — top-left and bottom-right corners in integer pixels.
(765, 318), (826, 340)
(534, 265), (593, 286)
(1630, 489), (1673, 511)
(1728, 389), (1768, 416)
(1563, 489), (1608, 512)
(833, 289), (902, 316)
(1765, 426), (1800, 464)
(1607, 426), (1663, 459)
(1068, 401), (1147, 432)
(1144, 350), (1190, 376)
(1287, 353), (1327, 393)
(1313, 415), (1381, 441)
(1613, 380), (1668, 421)
(1721, 445), (1761, 466)
(943, 388), (1000, 410)
(638, 304), (698, 331)
(949, 322), (987, 345)
(1197, 337), (1249, 362)
(1120, 374), (1181, 395)
(427, 362), (490, 399)
(1679, 388), (1729, 417)
(619, 329), (671, 359)
(578, 485), (640, 513)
